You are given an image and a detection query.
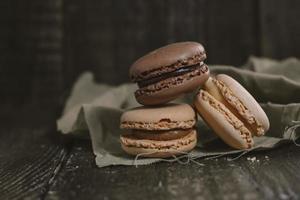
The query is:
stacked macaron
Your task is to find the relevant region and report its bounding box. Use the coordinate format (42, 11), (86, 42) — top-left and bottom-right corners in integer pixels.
(120, 104), (198, 157)
(120, 41), (270, 158)
(130, 42), (209, 105)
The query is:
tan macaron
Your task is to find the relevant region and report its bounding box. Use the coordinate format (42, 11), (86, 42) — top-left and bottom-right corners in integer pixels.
(194, 74), (270, 149)
(120, 103), (197, 158)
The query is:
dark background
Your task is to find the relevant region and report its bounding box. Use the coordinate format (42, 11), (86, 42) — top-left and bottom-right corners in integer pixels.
(1, 0), (299, 114)
(0, 0), (300, 199)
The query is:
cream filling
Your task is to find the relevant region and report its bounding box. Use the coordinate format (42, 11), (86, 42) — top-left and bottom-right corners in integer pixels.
(120, 119), (196, 130)
(122, 129), (192, 141)
(131, 53), (206, 82)
(208, 78), (264, 136)
(200, 91), (253, 147)
(135, 64), (209, 96)
(120, 130), (196, 149)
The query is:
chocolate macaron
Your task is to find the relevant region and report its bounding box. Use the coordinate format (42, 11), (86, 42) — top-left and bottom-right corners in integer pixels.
(194, 74), (270, 149)
(130, 42), (210, 105)
(120, 103), (197, 158)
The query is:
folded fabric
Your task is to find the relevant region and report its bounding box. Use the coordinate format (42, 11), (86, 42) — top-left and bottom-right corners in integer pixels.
(57, 57), (300, 167)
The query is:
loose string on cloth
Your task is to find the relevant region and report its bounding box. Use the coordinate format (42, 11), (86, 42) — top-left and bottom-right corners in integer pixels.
(133, 146), (265, 166)
(285, 120), (300, 147)
(201, 149), (253, 161)
(134, 149), (206, 167)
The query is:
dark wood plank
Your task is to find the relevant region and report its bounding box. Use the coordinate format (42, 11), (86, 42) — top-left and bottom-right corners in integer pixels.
(46, 139), (300, 200)
(63, 0), (265, 86)
(0, 98), (69, 199)
(1, 0), (300, 103)
(205, 0), (259, 66)
(63, 0), (88, 88)
(239, 145), (300, 199)
(64, 0), (171, 85)
(62, 0), (207, 85)
(0, 127), (68, 200)
(164, 0), (207, 44)
(259, 0), (300, 59)
(0, 0), (63, 108)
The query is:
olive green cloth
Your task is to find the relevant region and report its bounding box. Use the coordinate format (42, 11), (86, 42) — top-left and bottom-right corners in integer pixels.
(57, 57), (300, 167)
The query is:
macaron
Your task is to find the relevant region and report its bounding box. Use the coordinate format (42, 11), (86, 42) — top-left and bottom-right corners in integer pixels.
(120, 103), (197, 158)
(194, 74), (270, 149)
(130, 42), (210, 105)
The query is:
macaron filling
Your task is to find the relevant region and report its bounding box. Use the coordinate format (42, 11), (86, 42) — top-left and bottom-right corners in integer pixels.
(121, 119), (196, 130)
(120, 130), (197, 149)
(137, 62), (207, 88)
(130, 48), (206, 82)
(122, 129), (192, 141)
(135, 64), (209, 98)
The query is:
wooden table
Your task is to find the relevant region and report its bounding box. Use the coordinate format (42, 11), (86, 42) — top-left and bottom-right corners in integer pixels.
(1, 0), (300, 199)
(1, 108), (300, 200)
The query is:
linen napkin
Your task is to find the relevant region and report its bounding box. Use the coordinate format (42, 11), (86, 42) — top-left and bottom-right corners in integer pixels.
(57, 57), (300, 167)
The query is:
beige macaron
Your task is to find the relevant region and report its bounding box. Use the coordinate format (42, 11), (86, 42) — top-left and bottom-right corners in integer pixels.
(120, 103), (197, 158)
(194, 74), (270, 149)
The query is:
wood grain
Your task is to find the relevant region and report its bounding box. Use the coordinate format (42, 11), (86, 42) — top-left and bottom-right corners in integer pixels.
(63, 0), (260, 86)
(205, 0), (259, 66)
(1, 0), (299, 95)
(259, 0), (300, 59)
(0, 0), (63, 107)
(0, 1), (299, 199)
(0, 127), (68, 200)
(45, 140), (300, 200)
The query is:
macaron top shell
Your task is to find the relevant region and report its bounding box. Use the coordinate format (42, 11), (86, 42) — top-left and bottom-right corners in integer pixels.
(130, 42), (206, 82)
(120, 103), (196, 130)
(216, 74), (270, 135)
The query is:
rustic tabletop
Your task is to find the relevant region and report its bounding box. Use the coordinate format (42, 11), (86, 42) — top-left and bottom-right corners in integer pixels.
(1, 0), (300, 199)
(1, 108), (300, 200)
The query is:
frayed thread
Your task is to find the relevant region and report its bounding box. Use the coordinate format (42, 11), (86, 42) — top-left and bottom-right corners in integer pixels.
(284, 120), (300, 147)
(132, 121), (300, 167)
(226, 149), (253, 161)
(133, 151), (159, 168)
(133, 148), (255, 167)
(133, 149), (205, 167)
(204, 153), (227, 160)
(203, 149), (253, 162)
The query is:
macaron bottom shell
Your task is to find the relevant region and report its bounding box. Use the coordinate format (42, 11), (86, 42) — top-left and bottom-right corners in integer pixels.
(120, 129), (197, 158)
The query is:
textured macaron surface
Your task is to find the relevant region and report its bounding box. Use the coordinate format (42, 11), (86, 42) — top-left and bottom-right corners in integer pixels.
(194, 74), (271, 149)
(130, 41), (206, 82)
(120, 103), (196, 130)
(215, 74), (270, 135)
(195, 90), (253, 149)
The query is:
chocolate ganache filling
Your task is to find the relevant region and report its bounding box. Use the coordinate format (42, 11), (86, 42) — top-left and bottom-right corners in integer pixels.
(138, 62), (207, 88)
(122, 129), (193, 141)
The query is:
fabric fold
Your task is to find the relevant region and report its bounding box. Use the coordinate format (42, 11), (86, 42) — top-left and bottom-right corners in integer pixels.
(57, 57), (300, 167)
